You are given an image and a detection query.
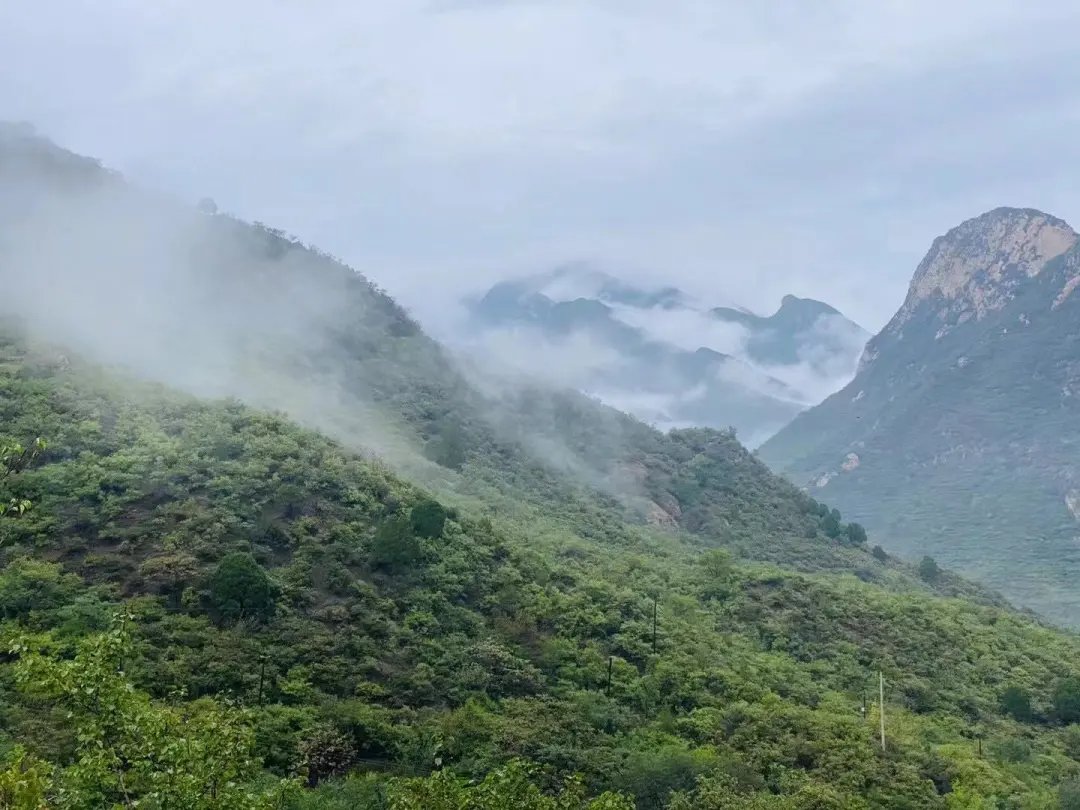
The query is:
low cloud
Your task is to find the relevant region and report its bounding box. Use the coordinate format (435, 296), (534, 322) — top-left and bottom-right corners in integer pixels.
(607, 302), (749, 356)
(456, 325), (629, 389)
(757, 313), (869, 404)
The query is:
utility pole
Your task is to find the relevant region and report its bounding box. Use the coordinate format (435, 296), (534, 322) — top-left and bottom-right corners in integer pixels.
(606, 656), (613, 696)
(879, 671), (886, 752)
(652, 595), (658, 654)
(257, 653), (269, 706)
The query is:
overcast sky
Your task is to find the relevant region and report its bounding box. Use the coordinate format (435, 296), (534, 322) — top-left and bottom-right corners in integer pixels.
(3, 1), (1080, 333)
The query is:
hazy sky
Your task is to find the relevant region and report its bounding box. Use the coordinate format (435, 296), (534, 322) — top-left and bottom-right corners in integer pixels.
(3, 1), (1080, 333)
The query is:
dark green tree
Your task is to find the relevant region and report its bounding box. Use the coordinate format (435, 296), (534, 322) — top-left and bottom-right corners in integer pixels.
(918, 556), (941, 583)
(821, 509), (842, 539)
(410, 498), (447, 539)
(871, 545), (889, 562)
(999, 685), (1034, 722)
(208, 553), (275, 625)
(426, 422), (467, 471)
(1054, 677), (1080, 724)
(845, 522), (868, 545)
(1061, 778), (1080, 810)
(370, 516), (423, 571)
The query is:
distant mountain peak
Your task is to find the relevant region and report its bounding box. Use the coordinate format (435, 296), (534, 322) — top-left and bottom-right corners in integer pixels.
(892, 207), (1076, 333)
(463, 267), (868, 441)
(714, 294), (845, 326)
(487, 263), (688, 311)
(777, 294), (840, 316)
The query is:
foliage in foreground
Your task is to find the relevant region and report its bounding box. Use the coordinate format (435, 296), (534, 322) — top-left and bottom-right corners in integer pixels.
(1, 620), (297, 809)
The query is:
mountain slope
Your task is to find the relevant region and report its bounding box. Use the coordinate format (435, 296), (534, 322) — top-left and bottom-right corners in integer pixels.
(0, 126), (896, 583)
(3, 286), (1080, 809)
(460, 266), (867, 445)
(5, 132), (1080, 806)
(760, 207), (1080, 624)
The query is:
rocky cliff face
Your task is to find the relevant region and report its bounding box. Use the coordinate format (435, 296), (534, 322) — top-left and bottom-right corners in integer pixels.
(883, 208), (1076, 342)
(759, 207), (1080, 625)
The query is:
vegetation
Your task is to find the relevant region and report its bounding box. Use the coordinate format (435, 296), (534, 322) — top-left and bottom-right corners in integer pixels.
(758, 209), (1080, 625)
(1, 334), (1080, 807)
(4, 140), (1080, 806)
(1, 438), (44, 518)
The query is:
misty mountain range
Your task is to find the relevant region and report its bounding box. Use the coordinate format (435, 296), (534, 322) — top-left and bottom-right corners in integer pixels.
(9, 126), (1080, 807)
(7, 123), (1080, 629)
(456, 264), (869, 445)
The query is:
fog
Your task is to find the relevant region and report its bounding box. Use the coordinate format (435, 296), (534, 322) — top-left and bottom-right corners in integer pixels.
(444, 266), (869, 442)
(0, 130), (686, 514)
(0, 129), (435, 473)
(0, 126), (858, 518)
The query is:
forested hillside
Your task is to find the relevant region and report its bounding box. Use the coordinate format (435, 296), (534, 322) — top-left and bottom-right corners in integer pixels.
(4, 131), (1080, 807)
(0, 125), (908, 585)
(6, 331), (1080, 808)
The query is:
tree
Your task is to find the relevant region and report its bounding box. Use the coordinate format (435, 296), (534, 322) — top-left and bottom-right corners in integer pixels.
(1054, 677), (1080, 724)
(426, 422), (467, 471)
(1061, 778), (1080, 810)
(918, 556), (941, 584)
(820, 510), (842, 539)
(699, 550), (735, 600)
(384, 759), (633, 809)
(298, 726), (355, 788)
(8, 618), (298, 807)
(1063, 725), (1080, 760)
(871, 545), (889, 563)
(410, 498), (447, 539)
(0, 747), (50, 809)
(845, 522), (867, 545)
(700, 549), (734, 581)
(209, 552), (276, 624)
(370, 516), (423, 571)
(0, 438), (45, 519)
(999, 685), (1034, 722)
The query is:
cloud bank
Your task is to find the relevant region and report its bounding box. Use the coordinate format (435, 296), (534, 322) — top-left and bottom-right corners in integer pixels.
(4, 1), (1080, 339)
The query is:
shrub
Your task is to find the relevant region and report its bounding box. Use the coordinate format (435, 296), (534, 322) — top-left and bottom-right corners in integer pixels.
(918, 556), (941, 583)
(410, 498), (447, 539)
(208, 552), (275, 624)
(1054, 677), (1080, 724)
(999, 685), (1034, 723)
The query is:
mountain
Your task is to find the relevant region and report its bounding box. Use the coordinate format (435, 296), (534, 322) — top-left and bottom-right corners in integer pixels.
(759, 206), (1080, 624)
(461, 266), (869, 445)
(713, 294), (866, 370)
(5, 131), (1080, 807)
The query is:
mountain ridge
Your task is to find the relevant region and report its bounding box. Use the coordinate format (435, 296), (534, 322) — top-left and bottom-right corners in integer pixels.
(462, 267), (868, 443)
(759, 205), (1080, 624)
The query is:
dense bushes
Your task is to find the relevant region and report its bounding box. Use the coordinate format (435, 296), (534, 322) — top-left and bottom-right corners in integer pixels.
(1, 337), (1080, 806)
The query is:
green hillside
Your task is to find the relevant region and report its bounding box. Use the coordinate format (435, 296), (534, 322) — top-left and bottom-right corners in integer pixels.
(5, 331), (1080, 808)
(3, 137), (1080, 807)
